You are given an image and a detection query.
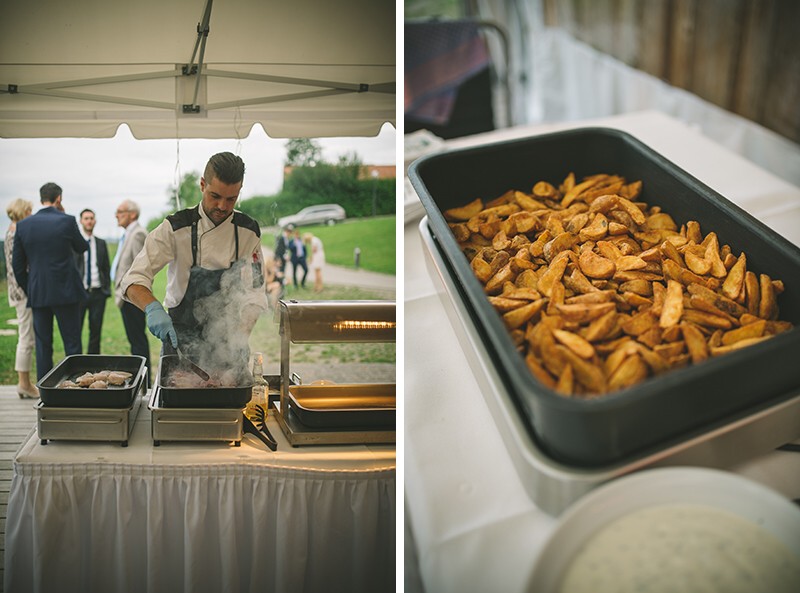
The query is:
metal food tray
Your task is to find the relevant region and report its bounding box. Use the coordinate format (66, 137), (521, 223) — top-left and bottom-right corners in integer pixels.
(37, 354), (147, 408)
(409, 127), (800, 467)
(149, 387), (244, 446)
(274, 401), (396, 446)
(287, 383), (395, 428)
(36, 391), (143, 447)
(157, 354), (252, 408)
(420, 216), (800, 516)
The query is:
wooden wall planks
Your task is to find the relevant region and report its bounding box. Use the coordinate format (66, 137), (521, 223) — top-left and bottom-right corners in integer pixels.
(543, 0), (800, 144)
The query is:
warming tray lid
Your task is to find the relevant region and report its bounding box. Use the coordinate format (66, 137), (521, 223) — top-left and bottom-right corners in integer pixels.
(279, 300), (396, 343)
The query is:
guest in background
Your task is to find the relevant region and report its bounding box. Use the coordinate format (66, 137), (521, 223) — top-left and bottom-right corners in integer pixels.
(4, 199), (38, 399)
(112, 199), (151, 383)
(12, 182), (87, 380)
(303, 232), (326, 293)
(289, 228), (308, 289)
(263, 254), (284, 310)
(76, 208), (111, 354)
(274, 225), (291, 276)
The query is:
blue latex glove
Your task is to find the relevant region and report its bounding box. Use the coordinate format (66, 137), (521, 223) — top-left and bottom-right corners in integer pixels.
(144, 301), (178, 349)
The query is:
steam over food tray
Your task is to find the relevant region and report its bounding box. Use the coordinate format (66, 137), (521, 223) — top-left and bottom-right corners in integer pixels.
(37, 355), (146, 407)
(157, 354), (253, 408)
(408, 127), (800, 467)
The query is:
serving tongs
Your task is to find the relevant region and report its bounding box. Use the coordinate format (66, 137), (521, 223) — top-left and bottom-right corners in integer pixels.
(243, 405), (278, 451)
(176, 346), (210, 381)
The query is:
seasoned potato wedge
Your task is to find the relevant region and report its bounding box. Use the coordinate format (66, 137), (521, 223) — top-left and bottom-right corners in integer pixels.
(447, 171), (792, 397)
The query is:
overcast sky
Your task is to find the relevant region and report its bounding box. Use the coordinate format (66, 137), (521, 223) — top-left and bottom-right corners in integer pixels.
(0, 122), (396, 240)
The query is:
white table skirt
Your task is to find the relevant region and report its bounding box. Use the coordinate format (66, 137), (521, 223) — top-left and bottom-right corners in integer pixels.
(404, 111), (800, 593)
(5, 402), (396, 593)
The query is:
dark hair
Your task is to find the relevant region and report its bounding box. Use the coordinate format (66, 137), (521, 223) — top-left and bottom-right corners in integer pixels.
(79, 208), (95, 217)
(204, 152), (245, 185)
(40, 182), (62, 204)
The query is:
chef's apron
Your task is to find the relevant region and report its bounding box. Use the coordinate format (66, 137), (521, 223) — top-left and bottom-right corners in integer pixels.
(166, 218), (246, 363)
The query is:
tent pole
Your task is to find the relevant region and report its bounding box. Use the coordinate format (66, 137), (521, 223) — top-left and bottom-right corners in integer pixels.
(187, 0), (214, 70)
(184, 0), (214, 113)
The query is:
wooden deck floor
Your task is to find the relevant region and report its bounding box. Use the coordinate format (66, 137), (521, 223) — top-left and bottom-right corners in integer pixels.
(0, 385), (39, 592)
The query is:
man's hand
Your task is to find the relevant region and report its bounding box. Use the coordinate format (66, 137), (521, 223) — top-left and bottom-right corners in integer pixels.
(144, 302), (178, 349)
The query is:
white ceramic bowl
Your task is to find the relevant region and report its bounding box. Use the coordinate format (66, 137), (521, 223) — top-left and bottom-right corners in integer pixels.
(527, 466), (800, 592)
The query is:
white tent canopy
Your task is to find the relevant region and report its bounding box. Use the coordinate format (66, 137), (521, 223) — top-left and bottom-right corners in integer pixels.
(0, 0), (395, 139)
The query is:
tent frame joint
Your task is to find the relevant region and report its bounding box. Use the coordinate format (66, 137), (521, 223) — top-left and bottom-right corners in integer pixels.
(181, 65), (199, 76)
(182, 104), (201, 114)
(5, 84), (18, 94)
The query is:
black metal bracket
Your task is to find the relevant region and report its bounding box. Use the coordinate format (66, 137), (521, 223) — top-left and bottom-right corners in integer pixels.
(358, 83), (369, 92)
(181, 65), (198, 76)
(6, 84), (18, 93)
(182, 104), (201, 114)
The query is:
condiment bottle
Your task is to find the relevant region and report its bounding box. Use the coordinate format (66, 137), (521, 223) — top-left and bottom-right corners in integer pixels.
(246, 352), (268, 421)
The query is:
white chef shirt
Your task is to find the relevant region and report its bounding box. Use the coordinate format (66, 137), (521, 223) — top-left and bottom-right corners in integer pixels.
(120, 205), (263, 309)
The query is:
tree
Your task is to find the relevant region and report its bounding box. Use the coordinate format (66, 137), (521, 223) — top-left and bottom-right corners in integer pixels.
(285, 138), (322, 167)
(168, 171), (202, 211)
(147, 171), (203, 230)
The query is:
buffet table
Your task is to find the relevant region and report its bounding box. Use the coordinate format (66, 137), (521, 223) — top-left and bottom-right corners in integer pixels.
(404, 111), (800, 593)
(4, 399), (395, 593)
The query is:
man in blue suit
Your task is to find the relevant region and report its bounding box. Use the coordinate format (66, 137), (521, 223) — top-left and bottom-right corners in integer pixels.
(12, 182), (88, 380)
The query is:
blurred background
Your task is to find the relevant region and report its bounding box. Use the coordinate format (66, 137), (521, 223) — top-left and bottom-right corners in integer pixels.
(405, 0), (800, 186)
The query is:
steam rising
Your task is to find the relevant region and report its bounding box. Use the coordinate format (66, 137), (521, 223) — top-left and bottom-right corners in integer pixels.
(190, 261), (268, 379)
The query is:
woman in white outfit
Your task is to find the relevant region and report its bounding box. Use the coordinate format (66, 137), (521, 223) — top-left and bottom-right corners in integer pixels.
(303, 233), (325, 292)
(5, 198), (38, 398)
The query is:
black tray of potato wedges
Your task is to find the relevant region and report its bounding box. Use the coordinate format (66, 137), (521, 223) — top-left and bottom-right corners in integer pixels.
(409, 127), (800, 467)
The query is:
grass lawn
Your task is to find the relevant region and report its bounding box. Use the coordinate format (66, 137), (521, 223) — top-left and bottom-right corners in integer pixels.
(0, 242), (394, 385)
(262, 215), (395, 275)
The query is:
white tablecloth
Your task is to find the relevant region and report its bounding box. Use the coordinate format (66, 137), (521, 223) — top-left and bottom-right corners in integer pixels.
(4, 401), (396, 593)
(404, 111), (800, 593)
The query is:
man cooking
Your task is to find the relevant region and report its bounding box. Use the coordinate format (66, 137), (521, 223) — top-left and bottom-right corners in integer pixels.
(121, 152), (266, 368)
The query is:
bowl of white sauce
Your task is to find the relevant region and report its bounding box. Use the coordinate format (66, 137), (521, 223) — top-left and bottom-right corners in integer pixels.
(527, 467), (800, 593)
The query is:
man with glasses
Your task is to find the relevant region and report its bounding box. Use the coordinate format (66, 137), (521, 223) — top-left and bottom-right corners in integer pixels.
(113, 200), (151, 383)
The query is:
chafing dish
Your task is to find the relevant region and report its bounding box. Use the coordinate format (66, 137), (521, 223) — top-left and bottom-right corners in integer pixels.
(157, 354), (251, 408)
(419, 214), (800, 516)
(408, 127), (800, 468)
(36, 355), (147, 446)
(149, 386), (244, 446)
(276, 300), (396, 446)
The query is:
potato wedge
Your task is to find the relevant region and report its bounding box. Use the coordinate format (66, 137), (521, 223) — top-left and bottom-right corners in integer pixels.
(552, 329), (596, 359)
(444, 198), (483, 221)
(659, 280), (684, 328)
(721, 252), (746, 300)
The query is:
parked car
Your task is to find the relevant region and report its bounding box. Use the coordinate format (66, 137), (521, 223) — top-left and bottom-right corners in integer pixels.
(277, 204), (346, 228)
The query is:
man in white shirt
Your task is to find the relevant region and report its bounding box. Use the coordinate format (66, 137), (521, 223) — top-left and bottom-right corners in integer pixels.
(112, 199), (151, 383)
(77, 208), (111, 354)
(121, 152), (266, 369)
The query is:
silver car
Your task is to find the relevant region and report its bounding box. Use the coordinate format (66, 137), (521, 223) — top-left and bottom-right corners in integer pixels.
(278, 204), (346, 228)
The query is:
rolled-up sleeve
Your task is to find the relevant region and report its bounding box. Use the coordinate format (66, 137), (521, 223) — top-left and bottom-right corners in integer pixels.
(120, 220), (175, 301)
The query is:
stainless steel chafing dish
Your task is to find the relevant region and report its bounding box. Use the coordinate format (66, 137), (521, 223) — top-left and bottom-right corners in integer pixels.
(37, 357), (148, 447)
(276, 300), (396, 446)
